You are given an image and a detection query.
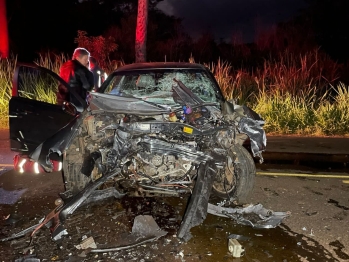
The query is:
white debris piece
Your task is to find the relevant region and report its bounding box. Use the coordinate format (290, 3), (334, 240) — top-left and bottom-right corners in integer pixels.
(179, 251), (184, 258)
(228, 238), (244, 258)
(75, 236), (97, 249)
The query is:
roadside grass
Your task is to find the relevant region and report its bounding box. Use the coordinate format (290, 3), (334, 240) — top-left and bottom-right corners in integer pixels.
(0, 55), (16, 128)
(315, 83), (349, 135)
(34, 52), (69, 74)
(0, 51), (348, 136)
(18, 70), (58, 104)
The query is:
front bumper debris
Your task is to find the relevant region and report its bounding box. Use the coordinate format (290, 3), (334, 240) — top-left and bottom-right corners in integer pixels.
(207, 203), (290, 228)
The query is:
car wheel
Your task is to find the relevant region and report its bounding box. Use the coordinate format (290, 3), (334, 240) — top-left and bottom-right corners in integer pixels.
(212, 143), (256, 203)
(62, 136), (91, 195)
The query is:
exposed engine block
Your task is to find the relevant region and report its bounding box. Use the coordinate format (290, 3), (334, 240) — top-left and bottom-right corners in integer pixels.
(134, 151), (193, 181)
(79, 105), (264, 186)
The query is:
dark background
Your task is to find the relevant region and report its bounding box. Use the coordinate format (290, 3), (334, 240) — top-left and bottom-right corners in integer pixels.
(5, 0), (349, 67)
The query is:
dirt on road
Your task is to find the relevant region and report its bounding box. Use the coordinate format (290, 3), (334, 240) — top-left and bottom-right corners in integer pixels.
(0, 166), (349, 262)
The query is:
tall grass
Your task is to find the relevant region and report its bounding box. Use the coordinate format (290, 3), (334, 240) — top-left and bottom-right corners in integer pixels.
(253, 84), (349, 136)
(206, 49), (348, 136)
(0, 51), (348, 136)
(34, 52), (69, 74)
(315, 83), (349, 135)
(206, 59), (257, 104)
(255, 49), (339, 96)
(0, 55), (17, 128)
(254, 89), (322, 135)
(18, 69), (58, 104)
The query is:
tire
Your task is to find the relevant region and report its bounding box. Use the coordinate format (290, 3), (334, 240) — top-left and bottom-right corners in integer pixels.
(62, 136), (91, 195)
(212, 143), (256, 203)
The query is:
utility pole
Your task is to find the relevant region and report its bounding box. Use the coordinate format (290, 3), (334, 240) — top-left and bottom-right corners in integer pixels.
(135, 0), (148, 63)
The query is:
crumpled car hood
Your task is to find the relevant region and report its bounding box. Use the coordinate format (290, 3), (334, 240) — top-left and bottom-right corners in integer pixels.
(90, 93), (171, 115)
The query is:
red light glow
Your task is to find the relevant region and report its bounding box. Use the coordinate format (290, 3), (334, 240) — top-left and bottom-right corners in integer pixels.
(0, 0), (9, 58)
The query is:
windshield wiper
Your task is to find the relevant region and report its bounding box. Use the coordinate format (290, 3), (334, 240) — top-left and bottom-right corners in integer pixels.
(172, 78), (206, 106)
(172, 102), (219, 113)
(138, 98), (171, 110)
(172, 78), (219, 110)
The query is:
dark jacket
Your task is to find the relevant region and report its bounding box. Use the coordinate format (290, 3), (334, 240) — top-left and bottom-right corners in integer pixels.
(57, 59), (94, 107)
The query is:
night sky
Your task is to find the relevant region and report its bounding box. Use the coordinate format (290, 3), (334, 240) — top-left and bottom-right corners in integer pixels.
(157, 0), (307, 42)
(4, 0), (349, 63)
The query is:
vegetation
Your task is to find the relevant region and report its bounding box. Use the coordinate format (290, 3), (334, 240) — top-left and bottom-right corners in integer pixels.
(74, 30), (118, 69)
(0, 51), (348, 136)
(0, 55), (16, 127)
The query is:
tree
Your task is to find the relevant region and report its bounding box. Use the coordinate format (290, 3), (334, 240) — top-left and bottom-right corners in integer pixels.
(0, 0), (8, 58)
(74, 30), (118, 69)
(135, 0), (148, 62)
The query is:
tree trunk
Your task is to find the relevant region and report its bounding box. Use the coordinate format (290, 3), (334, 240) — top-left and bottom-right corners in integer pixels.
(135, 0), (148, 63)
(0, 0), (9, 58)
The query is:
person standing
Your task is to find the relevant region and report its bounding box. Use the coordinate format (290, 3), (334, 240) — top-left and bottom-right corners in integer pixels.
(57, 47), (94, 107)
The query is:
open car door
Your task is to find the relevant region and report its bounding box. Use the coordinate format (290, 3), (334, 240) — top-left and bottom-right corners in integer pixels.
(9, 63), (85, 155)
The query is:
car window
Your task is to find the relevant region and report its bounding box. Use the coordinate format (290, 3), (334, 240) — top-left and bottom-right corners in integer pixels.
(16, 66), (63, 104)
(103, 69), (220, 105)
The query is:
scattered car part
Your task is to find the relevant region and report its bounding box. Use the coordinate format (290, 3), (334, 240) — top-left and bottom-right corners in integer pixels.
(177, 160), (217, 242)
(58, 169), (122, 226)
(228, 234), (251, 241)
(79, 187), (125, 206)
(0, 217), (45, 242)
(75, 236), (97, 250)
(90, 215), (167, 253)
(228, 238), (245, 258)
(207, 203), (290, 228)
(90, 236), (160, 253)
(1, 169), (123, 243)
(14, 255), (41, 262)
(131, 215), (168, 238)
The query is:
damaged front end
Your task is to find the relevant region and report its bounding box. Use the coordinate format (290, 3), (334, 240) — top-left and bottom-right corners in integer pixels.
(4, 63), (275, 252)
(222, 100), (267, 162)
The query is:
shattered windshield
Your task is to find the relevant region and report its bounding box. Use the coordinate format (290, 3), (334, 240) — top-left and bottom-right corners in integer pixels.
(101, 69), (221, 106)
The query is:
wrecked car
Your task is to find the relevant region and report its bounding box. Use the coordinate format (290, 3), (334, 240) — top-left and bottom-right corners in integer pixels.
(9, 62), (267, 241)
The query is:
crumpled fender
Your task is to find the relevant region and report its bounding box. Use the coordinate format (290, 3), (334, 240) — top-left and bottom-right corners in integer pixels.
(238, 116), (266, 158)
(29, 112), (85, 172)
(222, 101), (267, 159)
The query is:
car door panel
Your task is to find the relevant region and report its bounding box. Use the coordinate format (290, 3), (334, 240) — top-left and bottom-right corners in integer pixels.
(9, 63), (82, 154)
(9, 96), (75, 153)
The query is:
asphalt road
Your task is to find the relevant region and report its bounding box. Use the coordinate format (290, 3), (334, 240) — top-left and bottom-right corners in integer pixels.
(1, 129), (349, 261)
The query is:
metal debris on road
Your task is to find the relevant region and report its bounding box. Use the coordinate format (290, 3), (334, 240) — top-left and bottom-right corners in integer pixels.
(207, 203), (290, 228)
(0, 217), (45, 242)
(0, 170), (123, 243)
(131, 215), (167, 238)
(75, 236), (97, 250)
(90, 215), (167, 253)
(90, 236), (160, 253)
(228, 234), (251, 241)
(14, 255), (40, 262)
